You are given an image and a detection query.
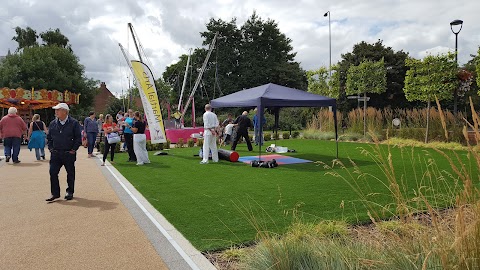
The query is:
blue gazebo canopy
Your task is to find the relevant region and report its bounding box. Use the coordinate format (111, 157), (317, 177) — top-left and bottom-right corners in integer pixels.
(210, 83), (339, 158)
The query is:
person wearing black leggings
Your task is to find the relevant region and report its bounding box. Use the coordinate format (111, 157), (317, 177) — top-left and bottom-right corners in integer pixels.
(101, 114), (119, 166)
(103, 136), (116, 165)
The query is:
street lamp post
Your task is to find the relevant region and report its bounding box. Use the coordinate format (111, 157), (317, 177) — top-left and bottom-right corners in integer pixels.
(324, 11), (331, 82)
(450, 19), (463, 114)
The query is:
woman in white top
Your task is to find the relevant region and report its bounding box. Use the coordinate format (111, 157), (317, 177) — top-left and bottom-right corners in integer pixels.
(130, 111), (150, 165)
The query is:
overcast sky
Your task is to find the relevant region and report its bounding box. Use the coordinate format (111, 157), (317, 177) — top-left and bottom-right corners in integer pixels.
(1, 0), (479, 96)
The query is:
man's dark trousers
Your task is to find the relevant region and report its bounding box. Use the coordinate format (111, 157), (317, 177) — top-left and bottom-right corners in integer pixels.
(231, 129), (253, 151)
(49, 151), (76, 196)
(124, 133), (136, 161)
(3, 137), (21, 162)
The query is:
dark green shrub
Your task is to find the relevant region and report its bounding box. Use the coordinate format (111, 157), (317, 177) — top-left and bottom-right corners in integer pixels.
(197, 139), (204, 147)
(177, 138), (185, 148)
(273, 132), (280, 140)
(292, 131), (300, 138)
(282, 132), (290, 139)
(146, 140), (153, 151)
(165, 139), (171, 149)
(187, 138), (195, 147)
(264, 133), (271, 141)
(156, 143), (164, 150)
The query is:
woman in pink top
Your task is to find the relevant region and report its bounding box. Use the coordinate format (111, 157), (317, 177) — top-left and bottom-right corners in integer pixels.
(0, 107), (27, 163)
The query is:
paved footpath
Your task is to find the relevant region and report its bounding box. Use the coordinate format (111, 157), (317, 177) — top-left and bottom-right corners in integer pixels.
(0, 145), (216, 270)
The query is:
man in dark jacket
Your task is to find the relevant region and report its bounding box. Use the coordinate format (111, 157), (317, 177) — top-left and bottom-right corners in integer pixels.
(231, 111), (253, 151)
(46, 103), (82, 202)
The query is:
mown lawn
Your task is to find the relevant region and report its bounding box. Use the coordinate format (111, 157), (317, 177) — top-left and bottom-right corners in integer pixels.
(113, 139), (475, 251)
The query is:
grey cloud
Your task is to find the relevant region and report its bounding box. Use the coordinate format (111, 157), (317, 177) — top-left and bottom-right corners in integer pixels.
(1, 0), (480, 98)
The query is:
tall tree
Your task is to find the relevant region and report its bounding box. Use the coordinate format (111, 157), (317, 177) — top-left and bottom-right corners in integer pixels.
(307, 66), (337, 97)
(336, 40), (409, 112)
(476, 47), (480, 95)
(346, 58), (387, 136)
(238, 12), (306, 90)
(40, 28), (70, 49)
(12, 26), (38, 51)
(164, 13), (306, 119)
(1, 28), (98, 115)
(403, 53), (458, 143)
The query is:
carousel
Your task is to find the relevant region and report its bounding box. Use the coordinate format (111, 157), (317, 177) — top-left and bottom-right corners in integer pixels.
(0, 87), (80, 121)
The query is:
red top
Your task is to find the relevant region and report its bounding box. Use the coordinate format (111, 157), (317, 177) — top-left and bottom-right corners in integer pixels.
(102, 122), (117, 135)
(0, 114), (27, 138)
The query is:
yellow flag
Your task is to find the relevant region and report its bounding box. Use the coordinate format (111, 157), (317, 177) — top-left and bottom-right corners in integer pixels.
(131, 61), (167, 143)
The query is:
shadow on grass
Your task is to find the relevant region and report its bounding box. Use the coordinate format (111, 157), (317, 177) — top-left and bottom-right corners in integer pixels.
(292, 153), (374, 167)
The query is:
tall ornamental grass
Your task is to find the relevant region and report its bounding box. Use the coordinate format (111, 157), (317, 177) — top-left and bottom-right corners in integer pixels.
(240, 98), (480, 270)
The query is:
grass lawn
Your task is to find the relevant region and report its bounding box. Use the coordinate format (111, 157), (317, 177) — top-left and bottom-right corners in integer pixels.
(112, 139), (475, 251)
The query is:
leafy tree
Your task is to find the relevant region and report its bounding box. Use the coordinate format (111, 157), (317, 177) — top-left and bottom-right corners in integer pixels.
(163, 12), (307, 120)
(336, 40), (409, 112)
(238, 12), (306, 90)
(1, 28), (98, 115)
(40, 28), (70, 49)
(403, 53), (458, 143)
(307, 66), (330, 96)
(476, 47), (480, 95)
(12, 27), (38, 51)
(346, 58), (387, 136)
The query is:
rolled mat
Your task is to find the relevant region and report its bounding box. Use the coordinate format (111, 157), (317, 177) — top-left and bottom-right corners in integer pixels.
(218, 149), (239, 162)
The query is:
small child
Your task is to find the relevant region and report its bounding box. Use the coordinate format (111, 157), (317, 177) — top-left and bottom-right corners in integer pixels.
(222, 122), (234, 146)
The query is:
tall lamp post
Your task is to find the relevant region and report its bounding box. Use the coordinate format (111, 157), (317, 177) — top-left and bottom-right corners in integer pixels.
(324, 11), (331, 81)
(450, 19), (463, 114)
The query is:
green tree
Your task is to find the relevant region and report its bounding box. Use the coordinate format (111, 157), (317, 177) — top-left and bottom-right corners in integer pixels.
(346, 58), (387, 136)
(163, 12), (307, 120)
(40, 28), (70, 49)
(1, 28), (98, 115)
(476, 47), (480, 95)
(307, 67), (329, 95)
(336, 40), (409, 112)
(12, 26), (38, 51)
(403, 53), (458, 143)
(238, 12), (306, 90)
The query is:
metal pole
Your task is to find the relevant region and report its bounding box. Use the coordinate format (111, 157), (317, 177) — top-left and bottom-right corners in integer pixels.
(450, 19), (463, 114)
(455, 33), (458, 63)
(328, 12), (331, 80)
(454, 32), (458, 113)
(128, 23), (143, 63)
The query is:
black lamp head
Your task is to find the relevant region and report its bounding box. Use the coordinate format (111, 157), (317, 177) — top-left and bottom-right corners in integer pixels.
(450, 19), (463, 26)
(450, 19), (463, 34)
(324, 11), (329, 17)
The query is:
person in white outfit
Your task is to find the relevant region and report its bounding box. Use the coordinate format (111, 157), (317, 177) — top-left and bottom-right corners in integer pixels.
(201, 104), (219, 164)
(130, 111), (150, 165)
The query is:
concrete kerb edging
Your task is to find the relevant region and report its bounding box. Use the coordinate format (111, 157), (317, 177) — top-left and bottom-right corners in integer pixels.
(100, 158), (217, 270)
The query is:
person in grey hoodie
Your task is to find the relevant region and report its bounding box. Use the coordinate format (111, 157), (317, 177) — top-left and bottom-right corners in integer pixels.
(83, 111), (98, 157)
(0, 107), (27, 163)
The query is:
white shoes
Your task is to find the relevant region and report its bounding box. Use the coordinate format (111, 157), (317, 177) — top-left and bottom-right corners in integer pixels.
(200, 160), (218, 164)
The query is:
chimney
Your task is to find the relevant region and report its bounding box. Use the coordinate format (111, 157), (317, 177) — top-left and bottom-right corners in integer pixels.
(100, 82), (106, 88)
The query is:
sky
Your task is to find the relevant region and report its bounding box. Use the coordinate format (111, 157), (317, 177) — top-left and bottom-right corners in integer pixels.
(1, 0), (479, 97)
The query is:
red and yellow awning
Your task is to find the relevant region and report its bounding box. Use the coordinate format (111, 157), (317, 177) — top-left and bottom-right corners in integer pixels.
(0, 87), (80, 110)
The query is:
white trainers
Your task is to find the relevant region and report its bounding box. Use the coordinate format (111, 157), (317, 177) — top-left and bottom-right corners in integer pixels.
(200, 161), (208, 164)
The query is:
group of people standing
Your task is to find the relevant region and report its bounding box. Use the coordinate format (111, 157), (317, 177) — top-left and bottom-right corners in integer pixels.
(221, 107), (266, 151)
(1, 103), (151, 202)
(82, 109), (149, 166)
(200, 105), (266, 164)
(0, 107), (50, 163)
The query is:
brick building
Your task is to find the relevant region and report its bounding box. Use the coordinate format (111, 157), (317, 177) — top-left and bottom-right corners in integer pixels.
(94, 82), (116, 114)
